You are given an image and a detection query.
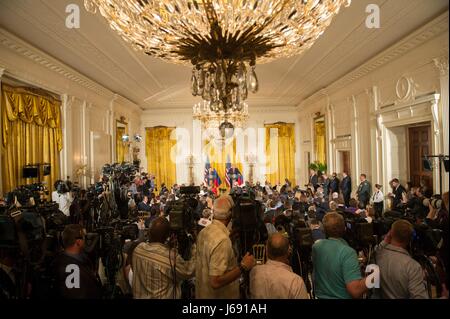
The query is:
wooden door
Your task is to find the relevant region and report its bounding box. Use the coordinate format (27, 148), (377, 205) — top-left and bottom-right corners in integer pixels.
(408, 125), (433, 192)
(342, 151), (351, 176)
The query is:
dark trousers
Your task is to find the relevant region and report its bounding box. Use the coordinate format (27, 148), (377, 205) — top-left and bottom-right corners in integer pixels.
(343, 192), (351, 207)
(373, 201), (384, 219)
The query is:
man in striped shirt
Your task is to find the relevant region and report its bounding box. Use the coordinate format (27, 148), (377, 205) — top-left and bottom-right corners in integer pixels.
(131, 217), (196, 299)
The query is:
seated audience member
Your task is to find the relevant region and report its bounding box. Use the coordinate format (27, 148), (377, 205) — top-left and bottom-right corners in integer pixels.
(132, 217), (196, 299)
(250, 233), (309, 299)
(196, 195), (255, 299)
(375, 220), (428, 299)
(137, 195), (151, 212)
(53, 224), (102, 299)
(309, 219), (326, 242)
(312, 212), (367, 299)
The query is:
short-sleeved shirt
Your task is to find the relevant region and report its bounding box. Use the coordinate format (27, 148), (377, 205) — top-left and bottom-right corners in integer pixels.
(312, 238), (362, 299)
(195, 220), (239, 299)
(375, 242), (428, 299)
(250, 260), (309, 299)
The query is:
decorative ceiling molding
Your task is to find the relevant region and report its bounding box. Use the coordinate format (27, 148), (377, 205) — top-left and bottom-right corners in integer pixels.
(299, 11), (449, 109)
(0, 28), (142, 113)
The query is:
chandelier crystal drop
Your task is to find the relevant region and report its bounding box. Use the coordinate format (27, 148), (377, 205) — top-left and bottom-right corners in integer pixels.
(193, 99), (249, 132)
(85, 0), (351, 111)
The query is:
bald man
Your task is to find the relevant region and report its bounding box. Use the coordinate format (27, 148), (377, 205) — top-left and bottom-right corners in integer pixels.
(249, 233), (309, 299)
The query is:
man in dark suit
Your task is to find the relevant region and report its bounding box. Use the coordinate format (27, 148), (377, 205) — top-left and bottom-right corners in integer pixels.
(388, 178), (407, 211)
(309, 169), (319, 190)
(340, 172), (351, 207)
(330, 172), (340, 194)
(52, 224), (102, 299)
(322, 174), (330, 198)
(356, 174), (371, 207)
(137, 195), (151, 212)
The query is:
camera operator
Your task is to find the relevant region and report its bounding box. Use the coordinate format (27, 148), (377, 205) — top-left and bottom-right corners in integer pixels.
(312, 212), (368, 299)
(375, 219), (428, 299)
(405, 187), (426, 218)
(425, 192), (449, 296)
(249, 233), (309, 299)
(52, 224), (102, 299)
(54, 181), (73, 217)
(195, 195), (255, 299)
(0, 248), (18, 299)
(131, 217), (196, 299)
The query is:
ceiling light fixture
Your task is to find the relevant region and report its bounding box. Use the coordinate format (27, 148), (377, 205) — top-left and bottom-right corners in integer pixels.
(84, 0), (351, 113)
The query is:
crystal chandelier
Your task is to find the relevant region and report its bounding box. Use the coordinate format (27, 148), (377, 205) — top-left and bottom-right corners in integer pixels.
(193, 99), (248, 144)
(85, 0), (351, 111)
(193, 100), (249, 129)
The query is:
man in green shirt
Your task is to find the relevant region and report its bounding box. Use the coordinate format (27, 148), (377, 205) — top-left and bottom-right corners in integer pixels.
(312, 212), (368, 299)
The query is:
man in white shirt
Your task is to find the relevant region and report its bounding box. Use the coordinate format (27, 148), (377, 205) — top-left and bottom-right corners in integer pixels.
(249, 233), (309, 299)
(58, 191), (73, 217)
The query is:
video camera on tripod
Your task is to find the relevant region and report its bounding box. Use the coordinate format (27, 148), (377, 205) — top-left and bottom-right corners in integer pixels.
(167, 186), (199, 260)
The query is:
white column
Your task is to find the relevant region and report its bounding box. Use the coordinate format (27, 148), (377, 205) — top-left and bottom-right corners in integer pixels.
(80, 101), (89, 188)
(368, 86), (383, 185)
(350, 95), (360, 194)
(434, 56), (449, 192)
(0, 68), (5, 197)
(109, 94), (118, 163)
(326, 99), (336, 174)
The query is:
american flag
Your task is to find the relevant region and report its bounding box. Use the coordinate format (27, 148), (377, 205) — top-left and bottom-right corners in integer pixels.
(204, 156), (210, 186)
(225, 154), (231, 187)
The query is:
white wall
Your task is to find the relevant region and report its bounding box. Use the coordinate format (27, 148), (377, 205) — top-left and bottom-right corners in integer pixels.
(297, 16), (449, 194)
(0, 29), (142, 193)
(140, 107), (302, 186)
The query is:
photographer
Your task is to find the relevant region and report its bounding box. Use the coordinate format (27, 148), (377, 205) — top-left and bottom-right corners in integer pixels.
(55, 181), (73, 217)
(131, 217), (196, 299)
(195, 195), (255, 299)
(375, 220), (428, 299)
(312, 212), (368, 299)
(52, 224), (102, 299)
(425, 192), (449, 296)
(249, 233), (309, 299)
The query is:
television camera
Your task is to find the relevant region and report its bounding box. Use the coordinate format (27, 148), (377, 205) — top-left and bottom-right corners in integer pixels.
(167, 186), (199, 260)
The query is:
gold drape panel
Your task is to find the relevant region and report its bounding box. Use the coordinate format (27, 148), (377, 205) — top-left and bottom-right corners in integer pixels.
(203, 138), (243, 188)
(1, 84), (62, 193)
(314, 121), (326, 164)
(116, 127), (126, 163)
(265, 123), (295, 185)
(145, 127), (177, 188)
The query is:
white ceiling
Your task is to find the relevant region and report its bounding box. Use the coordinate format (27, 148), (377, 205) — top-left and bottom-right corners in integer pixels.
(0, 0), (448, 110)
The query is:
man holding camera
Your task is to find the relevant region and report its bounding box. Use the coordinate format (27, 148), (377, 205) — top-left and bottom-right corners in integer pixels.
(131, 217), (196, 299)
(312, 212), (368, 299)
(375, 219), (428, 299)
(249, 233), (309, 299)
(52, 224), (102, 299)
(195, 195), (255, 299)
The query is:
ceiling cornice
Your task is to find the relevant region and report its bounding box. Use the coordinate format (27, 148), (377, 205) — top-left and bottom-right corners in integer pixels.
(0, 27), (142, 113)
(299, 11), (449, 109)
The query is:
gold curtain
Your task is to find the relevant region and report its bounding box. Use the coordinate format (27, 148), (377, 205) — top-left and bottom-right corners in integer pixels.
(314, 120), (326, 164)
(265, 123), (295, 185)
(116, 127), (126, 163)
(145, 127), (177, 188)
(203, 137), (243, 188)
(1, 84), (62, 194)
